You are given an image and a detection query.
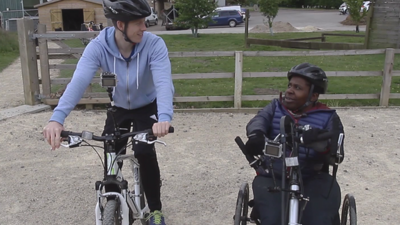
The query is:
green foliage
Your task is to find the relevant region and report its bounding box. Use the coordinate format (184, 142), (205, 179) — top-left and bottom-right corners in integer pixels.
(258, 0), (281, 35)
(0, 29), (19, 72)
(174, 0), (217, 37)
(344, 0), (368, 32)
(0, 29), (19, 53)
(279, 0), (342, 8)
(226, 0), (255, 6)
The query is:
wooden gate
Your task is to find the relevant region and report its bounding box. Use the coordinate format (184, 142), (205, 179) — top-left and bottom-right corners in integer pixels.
(50, 9), (63, 31)
(365, 0), (400, 49)
(83, 9), (95, 23)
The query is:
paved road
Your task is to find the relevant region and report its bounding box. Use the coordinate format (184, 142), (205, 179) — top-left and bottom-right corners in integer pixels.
(146, 8), (365, 35)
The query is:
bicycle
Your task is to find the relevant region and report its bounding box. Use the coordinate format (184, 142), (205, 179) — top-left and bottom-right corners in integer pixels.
(59, 72), (174, 225)
(233, 115), (357, 225)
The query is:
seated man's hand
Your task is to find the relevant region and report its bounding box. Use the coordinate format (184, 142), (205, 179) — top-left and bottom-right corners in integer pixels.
(245, 131), (265, 155)
(301, 128), (327, 145)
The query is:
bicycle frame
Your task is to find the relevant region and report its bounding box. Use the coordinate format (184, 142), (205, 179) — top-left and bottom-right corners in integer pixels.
(94, 152), (149, 225)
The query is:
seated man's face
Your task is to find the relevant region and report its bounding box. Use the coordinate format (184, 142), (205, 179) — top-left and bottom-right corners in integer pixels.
(282, 76), (311, 111)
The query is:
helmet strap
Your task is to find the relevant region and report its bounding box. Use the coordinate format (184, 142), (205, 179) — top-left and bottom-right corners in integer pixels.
(293, 84), (316, 113)
(116, 21), (136, 44)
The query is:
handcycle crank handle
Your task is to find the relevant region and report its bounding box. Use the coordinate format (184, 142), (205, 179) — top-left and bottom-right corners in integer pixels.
(235, 136), (258, 169)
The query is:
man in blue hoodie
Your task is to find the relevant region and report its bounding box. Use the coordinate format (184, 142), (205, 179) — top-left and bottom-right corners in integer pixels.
(42, 0), (174, 224)
(245, 63), (345, 225)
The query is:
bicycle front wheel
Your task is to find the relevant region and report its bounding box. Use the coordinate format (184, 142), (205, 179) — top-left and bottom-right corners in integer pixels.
(340, 193), (357, 225)
(103, 200), (121, 225)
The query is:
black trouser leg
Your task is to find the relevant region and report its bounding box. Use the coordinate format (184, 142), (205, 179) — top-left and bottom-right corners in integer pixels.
(252, 176), (281, 225)
(101, 101), (162, 212)
(253, 173), (341, 225)
(132, 114), (162, 212)
(102, 108), (131, 194)
(301, 173), (341, 225)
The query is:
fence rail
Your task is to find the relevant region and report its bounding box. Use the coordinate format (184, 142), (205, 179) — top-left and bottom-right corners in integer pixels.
(16, 18), (400, 109)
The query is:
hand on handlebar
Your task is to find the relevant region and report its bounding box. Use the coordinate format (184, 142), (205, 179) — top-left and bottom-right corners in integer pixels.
(245, 131), (265, 156)
(152, 121), (171, 138)
(301, 128), (328, 145)
(42, 121), (64, 150)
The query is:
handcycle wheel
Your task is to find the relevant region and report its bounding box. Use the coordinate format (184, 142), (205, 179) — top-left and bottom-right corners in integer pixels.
(103, 199), (121, 225)
(233, 182), (249, 225)
(340, 193), (357, 225)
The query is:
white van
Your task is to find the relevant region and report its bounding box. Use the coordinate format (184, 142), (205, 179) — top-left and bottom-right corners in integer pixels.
(145, 7), (158, 27)
(216, 5), (247, 20)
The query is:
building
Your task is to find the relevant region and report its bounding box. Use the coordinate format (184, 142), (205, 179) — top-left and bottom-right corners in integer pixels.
(0, 0), (25, 31)
(34, 0), (107, 31)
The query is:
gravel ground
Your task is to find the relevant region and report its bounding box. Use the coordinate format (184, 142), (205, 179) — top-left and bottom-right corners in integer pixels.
(1, 107), (400, 225)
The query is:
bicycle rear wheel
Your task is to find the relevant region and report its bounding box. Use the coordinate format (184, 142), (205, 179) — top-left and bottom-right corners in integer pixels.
(234, 182), (249, 225)
(340, 193), (357, 225)
(103, 200), (121, 225)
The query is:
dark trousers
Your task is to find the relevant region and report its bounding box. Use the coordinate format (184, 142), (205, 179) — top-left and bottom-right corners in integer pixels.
(102, 101), (162, 211)
(252, 173), (341, 225)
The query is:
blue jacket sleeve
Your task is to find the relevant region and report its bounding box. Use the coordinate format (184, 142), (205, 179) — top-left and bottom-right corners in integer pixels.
(246, 100), (276, 136)
(325, 111), (345, 161)
(49, 41), (101, 125)
(149, 37), (174, 122)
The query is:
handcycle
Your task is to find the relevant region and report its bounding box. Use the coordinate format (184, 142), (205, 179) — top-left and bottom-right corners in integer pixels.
(233, 115), (357, 225)
(59, 72), (174, 225)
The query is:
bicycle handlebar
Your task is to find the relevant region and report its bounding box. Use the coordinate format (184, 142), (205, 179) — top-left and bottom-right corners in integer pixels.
(61, 126), (174, 142)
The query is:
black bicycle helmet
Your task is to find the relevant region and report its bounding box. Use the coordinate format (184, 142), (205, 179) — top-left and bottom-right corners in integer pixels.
(103, 0), (151, 22)
(287, 63), (328, 94)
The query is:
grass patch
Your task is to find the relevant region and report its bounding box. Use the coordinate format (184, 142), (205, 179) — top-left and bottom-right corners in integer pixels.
(58, 31), (400, 108)
(0, 29), (19, 72)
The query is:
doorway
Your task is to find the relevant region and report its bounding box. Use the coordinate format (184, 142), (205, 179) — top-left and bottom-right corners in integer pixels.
(62, 9), (84, 31)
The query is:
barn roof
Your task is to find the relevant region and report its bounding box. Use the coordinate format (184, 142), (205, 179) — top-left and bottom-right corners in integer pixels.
(34, 0), (103, 8)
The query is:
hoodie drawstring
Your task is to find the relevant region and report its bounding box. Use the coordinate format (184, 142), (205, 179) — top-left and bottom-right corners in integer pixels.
(136, 52), (139, 89)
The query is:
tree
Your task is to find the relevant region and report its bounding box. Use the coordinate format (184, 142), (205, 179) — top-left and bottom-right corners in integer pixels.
(174, 0), (217, 37)
(344, 0), (368, 32)
(258, 0), (281, 35)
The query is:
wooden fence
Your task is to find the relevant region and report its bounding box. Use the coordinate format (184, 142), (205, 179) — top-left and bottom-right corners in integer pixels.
(17, 18), (400, 109)
(243, 10), (366, 50)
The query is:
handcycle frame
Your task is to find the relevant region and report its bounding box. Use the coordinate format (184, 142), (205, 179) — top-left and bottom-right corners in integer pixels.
(60, 86), (173, 225)
(234, 115), (357, 225)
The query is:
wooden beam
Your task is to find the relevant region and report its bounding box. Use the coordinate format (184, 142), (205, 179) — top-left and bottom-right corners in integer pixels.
(380, 48), (395, 106)
(37, 23), (51, 98)
(17, 18), (41, 105)
(234, 51), (243, 109)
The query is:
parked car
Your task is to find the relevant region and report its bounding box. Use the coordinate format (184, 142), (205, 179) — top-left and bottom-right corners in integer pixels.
(361, 1), (371, 12)
(339, 2), (348, 14)
(208, 10), (243, 27)
(145, 7), (158, 27)
(241, 8), (250, 20)
(339, 1), (371, 14)
(216, 6), (247, 20)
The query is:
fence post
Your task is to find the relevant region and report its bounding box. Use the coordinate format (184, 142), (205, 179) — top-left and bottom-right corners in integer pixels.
(379, 48), (395, 106)
(244, 10), (249, 48)
(234, 51), (243, 109)
(37, 23), (51, 98)
(17, 17), (40, 105)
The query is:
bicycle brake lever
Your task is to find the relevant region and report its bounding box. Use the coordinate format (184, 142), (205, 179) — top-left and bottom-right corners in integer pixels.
(133, 133), (167, 146)
(61, 136), (82, 148)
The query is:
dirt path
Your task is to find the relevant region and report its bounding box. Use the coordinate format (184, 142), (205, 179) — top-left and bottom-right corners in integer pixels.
(0, 106), (400, 225)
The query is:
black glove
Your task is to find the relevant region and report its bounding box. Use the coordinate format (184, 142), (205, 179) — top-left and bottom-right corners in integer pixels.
(245, 131), (265, 155)
(301, 128), (327, 145)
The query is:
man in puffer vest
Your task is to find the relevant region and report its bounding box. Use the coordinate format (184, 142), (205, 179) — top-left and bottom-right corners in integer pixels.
(245, 63), (345, 225)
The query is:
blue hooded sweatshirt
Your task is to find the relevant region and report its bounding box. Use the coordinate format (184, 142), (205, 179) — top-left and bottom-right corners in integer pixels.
(50, 27), (175, 125)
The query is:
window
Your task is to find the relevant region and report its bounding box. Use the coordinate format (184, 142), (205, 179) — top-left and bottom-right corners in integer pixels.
(219, 11), (230, 17)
